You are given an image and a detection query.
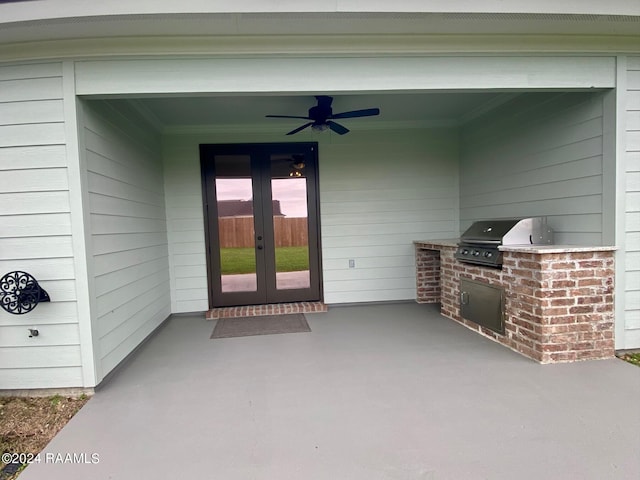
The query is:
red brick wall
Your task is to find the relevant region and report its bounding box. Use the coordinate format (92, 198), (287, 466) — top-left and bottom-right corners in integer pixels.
(415, 243), (615, 363)
(415, 247), (440, 304)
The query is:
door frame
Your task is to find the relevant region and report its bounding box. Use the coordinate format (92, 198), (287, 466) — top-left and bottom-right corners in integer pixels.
(200, 142), (323, 308)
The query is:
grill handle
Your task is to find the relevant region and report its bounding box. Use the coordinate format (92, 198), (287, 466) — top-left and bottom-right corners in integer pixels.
(458, 239), (501, 246)
(460, 291), (469, 305)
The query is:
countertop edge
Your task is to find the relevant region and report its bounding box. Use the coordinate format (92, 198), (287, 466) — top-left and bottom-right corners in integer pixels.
(498, 245), (618, 253)
(414, 239), (459, 248)
(413, 240), (618, 254)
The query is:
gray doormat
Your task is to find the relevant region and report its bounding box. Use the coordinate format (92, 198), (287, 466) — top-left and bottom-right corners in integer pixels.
(211, 313), (311, 339)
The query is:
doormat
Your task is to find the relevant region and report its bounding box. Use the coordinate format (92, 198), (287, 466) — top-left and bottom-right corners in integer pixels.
(211, 313), (311, 339)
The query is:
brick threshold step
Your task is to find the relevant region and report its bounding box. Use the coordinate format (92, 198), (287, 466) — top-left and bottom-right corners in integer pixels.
(206, 302), (328, 320)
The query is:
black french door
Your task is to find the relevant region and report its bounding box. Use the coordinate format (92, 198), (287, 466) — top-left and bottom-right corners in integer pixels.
(200, 143), (321, 307)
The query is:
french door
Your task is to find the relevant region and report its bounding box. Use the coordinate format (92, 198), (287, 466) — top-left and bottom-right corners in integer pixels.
(200, 143), (321, 307)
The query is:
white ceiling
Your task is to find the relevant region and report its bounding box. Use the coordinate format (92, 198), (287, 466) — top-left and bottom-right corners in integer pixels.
(124, 92), (511, 132)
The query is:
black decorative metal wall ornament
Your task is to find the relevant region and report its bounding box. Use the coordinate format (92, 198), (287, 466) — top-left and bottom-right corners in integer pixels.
(0, 271), (50, 315)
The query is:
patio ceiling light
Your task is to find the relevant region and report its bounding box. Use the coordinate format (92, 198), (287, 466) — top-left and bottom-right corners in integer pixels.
(289, 158), (306, 177)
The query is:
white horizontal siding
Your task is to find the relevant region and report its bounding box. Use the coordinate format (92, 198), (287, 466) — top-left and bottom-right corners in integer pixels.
(0, 213), (72, 238)
(460, 92), (607, 245)
(0, 144), (66, 170)
(0, 62), (83, 390)
(163, 128), (458, 309)
(625, 57), (640, 349)
(163, 135), (209, 313)
(0, 368), (84, 389)
(0, 99), (64, 126)
(0, 345), (82, 369)
(0, 324), (80, 348)
(82, 100), (170, 383)
(320, 129), (457, 303)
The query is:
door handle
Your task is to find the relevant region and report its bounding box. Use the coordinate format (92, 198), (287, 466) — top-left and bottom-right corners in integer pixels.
(257, 245), (263, 250)
(257, 235), (263, 241)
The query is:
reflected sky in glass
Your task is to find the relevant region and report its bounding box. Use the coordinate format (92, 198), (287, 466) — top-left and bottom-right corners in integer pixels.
(216, 178), (308, 217)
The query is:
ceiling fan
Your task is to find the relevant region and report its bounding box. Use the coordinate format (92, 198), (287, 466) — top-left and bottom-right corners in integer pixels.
(266, 95), (380, 135)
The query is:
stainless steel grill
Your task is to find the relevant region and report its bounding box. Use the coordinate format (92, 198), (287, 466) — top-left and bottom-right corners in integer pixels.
(455, 217), (554, 268)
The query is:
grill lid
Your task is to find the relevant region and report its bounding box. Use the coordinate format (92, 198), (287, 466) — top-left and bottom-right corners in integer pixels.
(459, 219), (520, 244)
(459, 217), (554, 246)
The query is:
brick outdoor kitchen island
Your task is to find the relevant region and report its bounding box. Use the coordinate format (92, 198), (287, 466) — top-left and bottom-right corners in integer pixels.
(414, 240), (617, 363)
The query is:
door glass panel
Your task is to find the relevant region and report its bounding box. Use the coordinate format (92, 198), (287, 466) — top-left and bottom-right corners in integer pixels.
(271, 155), (311, 290)
(214, 155), (257, 293)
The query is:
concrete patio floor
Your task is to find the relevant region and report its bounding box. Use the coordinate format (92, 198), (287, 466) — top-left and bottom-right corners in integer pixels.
(20, 303), (640, 480)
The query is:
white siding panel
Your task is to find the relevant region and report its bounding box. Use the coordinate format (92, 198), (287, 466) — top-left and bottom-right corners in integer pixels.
(87, 171), (165, 206)
(0, 145), (67, 170)
(0, 167), (68, 193)
(164, 128), (458, 309)
(175, 277), (207, 290)
(90, 214), (167, 235)
(627, 212), (640, 231)
(0, 191), (70, 215)
(92, 233), (169, 256)
(176, 300), (208, 312)
(0, 323), (80, 348)
(0, 99), (64, 126)
(0, 257), (75, 281)
(0, 63), (62, 81)
(460, 92), (607, 245)
(0, 301), (78, 326)
(0, 123), (65, 147)
(0, 235), (73, 260)
(93, 244), (169, 276)
(96, 278), (169, 335)
(88, 192), (166, 219)
(171, 242), (205, 255)
(626, 110), (640, 131)
(81, 99), (170, 383)
(0, 77), (63, 102)
(628, 131), (640, 152)
(174, 264), (207, 278)
(0, 345), (82, 369)
(624, 57), (640, 348)
(0, 61), (82, 391)
(323, 255), (415, 271)
(95, 257), (169, 297)
(36, 280), (77, 302)
(174, 288), (208, 302)
(628, 90), (640, 110)
(0, 213), (72, 238)
(0, 368), (84, 389)
(95, 270), (170, 318)
(99, 303), (170, 376)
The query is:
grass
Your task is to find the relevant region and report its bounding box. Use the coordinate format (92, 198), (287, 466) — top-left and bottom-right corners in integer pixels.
(618, 352), (640, 367)
(220, 247), (309, 275)
(0, 395), (89, 479)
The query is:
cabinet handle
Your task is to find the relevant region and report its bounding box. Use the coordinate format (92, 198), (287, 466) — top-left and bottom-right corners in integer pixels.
(460, 291), (469, 305)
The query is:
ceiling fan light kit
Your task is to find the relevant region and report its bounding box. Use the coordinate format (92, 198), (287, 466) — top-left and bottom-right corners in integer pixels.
(266, 95), (380, 136)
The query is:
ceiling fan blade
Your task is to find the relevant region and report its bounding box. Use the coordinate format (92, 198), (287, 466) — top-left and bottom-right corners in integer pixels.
(327, 121), (349, 135)
(266, 114), (312, 120)
(286, 122), (314, 135)
(330, 108), (380, 119)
